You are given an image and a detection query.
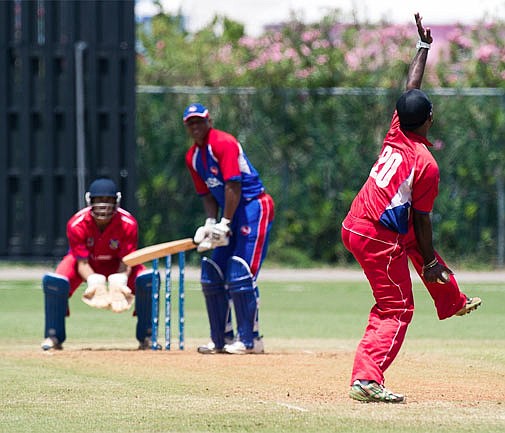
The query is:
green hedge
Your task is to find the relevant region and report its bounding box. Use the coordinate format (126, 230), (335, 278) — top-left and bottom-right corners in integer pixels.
(136, 86), (505, 268)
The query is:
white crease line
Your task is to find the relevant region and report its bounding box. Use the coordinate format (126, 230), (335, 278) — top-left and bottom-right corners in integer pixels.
(276, 401), (309, 412)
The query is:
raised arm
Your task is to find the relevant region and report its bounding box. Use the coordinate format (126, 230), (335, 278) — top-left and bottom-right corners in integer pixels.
(406, 13), (433, 90)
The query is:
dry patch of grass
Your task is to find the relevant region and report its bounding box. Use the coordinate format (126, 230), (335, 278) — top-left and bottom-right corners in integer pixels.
(2, 338), (505, 433)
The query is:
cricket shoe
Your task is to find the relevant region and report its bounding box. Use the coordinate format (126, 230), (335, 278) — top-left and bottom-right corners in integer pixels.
(455, 296), (482, 316)
(138, 337), (161, 350)
(349, 380), (405, 404)
(197, 338), (234, 355)
(41, 337), (63, 351)
(223, 337), (264, 355)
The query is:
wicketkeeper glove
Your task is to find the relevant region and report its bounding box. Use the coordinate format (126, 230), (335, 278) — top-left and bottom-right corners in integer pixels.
(82, 273), (110, 309)
(108, 273), (135, 313)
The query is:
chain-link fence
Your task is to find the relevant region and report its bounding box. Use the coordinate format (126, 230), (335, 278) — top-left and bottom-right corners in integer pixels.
(136, 86), (505, 268)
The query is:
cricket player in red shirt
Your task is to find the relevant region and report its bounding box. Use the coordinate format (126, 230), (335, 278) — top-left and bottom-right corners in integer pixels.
(41, 178), (154, 350)
(341, 13), (481, 403)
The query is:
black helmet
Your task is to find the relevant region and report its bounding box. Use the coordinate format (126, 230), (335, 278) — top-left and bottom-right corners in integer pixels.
(396, 89), (432, 131)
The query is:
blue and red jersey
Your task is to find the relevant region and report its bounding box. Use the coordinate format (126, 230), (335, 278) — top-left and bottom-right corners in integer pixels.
(349, 111), (439, 234)
(185, 128), (265, 206)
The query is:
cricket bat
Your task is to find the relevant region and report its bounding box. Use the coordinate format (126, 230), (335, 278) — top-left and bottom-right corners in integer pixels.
(122, 238), (197, 266)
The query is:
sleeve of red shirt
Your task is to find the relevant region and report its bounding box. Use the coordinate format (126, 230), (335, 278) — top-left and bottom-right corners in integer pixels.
(391, 110), (400, 130)
(185, 146), (210, 195)
(119, 218), (139, 258)
(411, 160), (439, 214)
(67, 218), (89, 260)
(212, 132), (241, 182)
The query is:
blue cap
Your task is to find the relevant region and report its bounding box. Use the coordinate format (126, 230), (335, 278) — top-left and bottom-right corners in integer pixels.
(88, 178), (118, 197)
(183, 103), (209, 122)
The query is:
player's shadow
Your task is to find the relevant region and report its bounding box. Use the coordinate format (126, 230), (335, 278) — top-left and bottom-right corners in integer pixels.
(79, 346), (140, 351)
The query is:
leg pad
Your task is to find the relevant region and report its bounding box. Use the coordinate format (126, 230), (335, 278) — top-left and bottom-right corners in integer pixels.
(201, 257), (232, 349)
(42, 273), (70, 344)
(135, 270), (159, 343)
(226, 256), (258, 348)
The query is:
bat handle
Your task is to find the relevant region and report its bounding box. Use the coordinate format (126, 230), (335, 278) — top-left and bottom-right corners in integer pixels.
(197, 240), (212, 252)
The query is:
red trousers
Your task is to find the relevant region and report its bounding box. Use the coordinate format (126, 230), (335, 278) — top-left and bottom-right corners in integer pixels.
(341, 213), (467, 385)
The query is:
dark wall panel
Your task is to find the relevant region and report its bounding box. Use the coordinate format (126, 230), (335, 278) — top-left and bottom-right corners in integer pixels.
(0, 0), (136, 258)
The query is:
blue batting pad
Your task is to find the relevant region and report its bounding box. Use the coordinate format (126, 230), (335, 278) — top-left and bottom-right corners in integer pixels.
(42, 273), (70, 344)
(226, 256), (258, 348)
(201, 257), (232, 349)
(135, 270), (159, 342)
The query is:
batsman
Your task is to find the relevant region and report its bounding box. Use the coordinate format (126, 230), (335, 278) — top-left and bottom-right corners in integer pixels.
(183, 103), (275, 354)
(41, 178), (159, 350)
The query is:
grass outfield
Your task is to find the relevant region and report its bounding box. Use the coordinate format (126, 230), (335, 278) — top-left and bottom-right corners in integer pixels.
(1, 275), (504, 433)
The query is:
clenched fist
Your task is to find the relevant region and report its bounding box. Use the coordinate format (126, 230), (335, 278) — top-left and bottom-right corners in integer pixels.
(211, 217), (231, 247)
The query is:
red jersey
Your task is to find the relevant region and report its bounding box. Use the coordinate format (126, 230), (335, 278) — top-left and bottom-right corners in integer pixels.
(349, 111), (439, 234)
(66, 207), (139, 275)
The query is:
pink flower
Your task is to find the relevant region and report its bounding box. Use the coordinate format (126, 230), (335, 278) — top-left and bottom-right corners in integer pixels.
(300, 44), (311, 57)
(268, 49), (283, 63)
(313, 39), (331, 49)
(477, 44), (498, 62)
(216, 44), (233, 63)
(447, 73), (459, 84)
(295, 67), (315, 79)
(448, 30), (473, 49)
(345, 51), (361, 70)
(301, 30), (321, 43)
(247, 59), (263, 70)
(273, 31), (282, 42)
(238, 36), (258, 49)
(284, 48), (299, 60)
(433, 139), (444, 150)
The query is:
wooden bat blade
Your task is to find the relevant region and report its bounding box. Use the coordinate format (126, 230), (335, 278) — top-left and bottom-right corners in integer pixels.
(122, 238), (196, 266)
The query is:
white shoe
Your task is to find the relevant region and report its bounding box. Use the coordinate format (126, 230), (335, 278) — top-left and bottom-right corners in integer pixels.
(224, 337), (264, 355)
(41, 337), (62, 351)
(197, 337), (235, 354)
(197, 341), (221, 354)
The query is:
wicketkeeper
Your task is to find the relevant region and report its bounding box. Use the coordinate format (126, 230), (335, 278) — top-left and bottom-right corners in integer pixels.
(183, 103), (275, 355)
(41, 178), (158, 350)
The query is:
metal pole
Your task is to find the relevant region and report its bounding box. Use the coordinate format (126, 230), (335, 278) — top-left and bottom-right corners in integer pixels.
(496, 167), (504, 267)
(75, 41), (87, 209)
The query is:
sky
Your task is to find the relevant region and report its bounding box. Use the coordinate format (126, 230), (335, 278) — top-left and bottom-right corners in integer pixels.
(136, 0), (505, 36)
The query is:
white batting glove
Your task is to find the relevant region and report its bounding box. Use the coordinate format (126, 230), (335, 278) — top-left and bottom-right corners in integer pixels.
(194, 218), (217, 252)
(197, 238), (213, 253)
(82, 273), (110, 309)
(193, 218), (216, 244)
(108, 273), (134, 313)
(211, 217), (231, 247)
